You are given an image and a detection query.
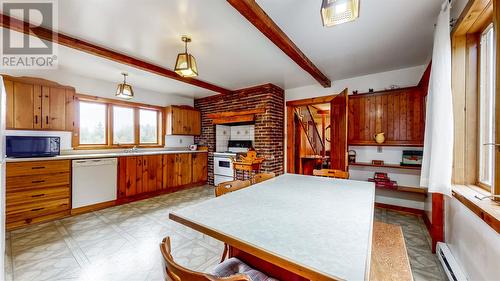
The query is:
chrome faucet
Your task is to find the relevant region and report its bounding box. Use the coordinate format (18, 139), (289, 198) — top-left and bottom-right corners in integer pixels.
(124, 146), (139, 153)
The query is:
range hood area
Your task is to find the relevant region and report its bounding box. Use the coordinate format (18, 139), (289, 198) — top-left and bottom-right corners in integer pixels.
(207, 108), (265, 125)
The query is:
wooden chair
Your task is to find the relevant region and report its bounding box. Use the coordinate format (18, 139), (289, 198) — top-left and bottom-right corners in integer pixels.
(160, 237), (251, 281)
(313, 169), (349, 179)
(214, 180), (251, 262)
(214, 180), (251, 197)
(251, 172), (276, 184)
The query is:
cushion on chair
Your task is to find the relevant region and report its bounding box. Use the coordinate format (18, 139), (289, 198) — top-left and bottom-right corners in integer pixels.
(212, 257), (279, 281)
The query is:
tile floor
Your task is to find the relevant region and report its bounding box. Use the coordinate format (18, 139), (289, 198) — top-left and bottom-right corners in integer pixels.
(5, 185), (446, 281)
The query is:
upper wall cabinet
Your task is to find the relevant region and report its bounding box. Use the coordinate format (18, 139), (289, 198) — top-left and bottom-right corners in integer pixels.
(348, 87), (426, 146)
(3, 76), (75, 131)
(165, 105), (201, 136)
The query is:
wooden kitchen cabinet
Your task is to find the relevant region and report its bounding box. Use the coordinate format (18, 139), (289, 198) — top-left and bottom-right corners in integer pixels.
(192, 152), (208, 183)
(141, 155), (163, 193)
(163, 153), (193, 188)
(118, 156), (139, 198)
(3, 75), (75, 131)
(6, 160), (71, 230)
(118, 155), (163, 198)
(165, 105), (201, 135)
(348, 87), (426, 146)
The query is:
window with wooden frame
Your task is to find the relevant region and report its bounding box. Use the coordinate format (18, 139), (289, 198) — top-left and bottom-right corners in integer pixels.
(451, 0), (499, 197)
(478, 24), (495, 189)
(74, 95), (164, 149)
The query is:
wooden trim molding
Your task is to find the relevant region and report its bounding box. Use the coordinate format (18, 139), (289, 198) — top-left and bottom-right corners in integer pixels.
(285, 94), (338, 107)
(374, 203), (425, 216)
(206, 108), (266, 119)
(0, 14), (231, 95)
(452, 0), (492, 36)
(452, 185), (500, 233)
(74, 94), (164, 149)
(226, 0), (331, 88)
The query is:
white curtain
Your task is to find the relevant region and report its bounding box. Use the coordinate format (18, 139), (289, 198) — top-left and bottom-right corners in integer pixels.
(420, 0), (454, 197)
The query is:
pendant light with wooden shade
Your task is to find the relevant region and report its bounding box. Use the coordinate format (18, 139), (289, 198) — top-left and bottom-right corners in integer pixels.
(174, 36), (198, 77)
(321, 0), (360, 27)
(115, 73), (134, 99)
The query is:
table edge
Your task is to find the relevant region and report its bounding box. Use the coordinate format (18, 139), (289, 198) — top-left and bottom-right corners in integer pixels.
(169, 212), (345, 281)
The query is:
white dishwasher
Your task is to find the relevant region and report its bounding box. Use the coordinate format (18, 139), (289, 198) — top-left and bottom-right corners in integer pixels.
(72, 158), (117, 209)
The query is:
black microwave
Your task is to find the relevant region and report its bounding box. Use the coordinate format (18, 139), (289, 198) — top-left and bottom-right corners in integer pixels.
(6, 136), (60, 158)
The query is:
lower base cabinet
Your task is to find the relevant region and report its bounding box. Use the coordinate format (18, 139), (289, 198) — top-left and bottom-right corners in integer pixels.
(118, 152), (207, 199)
(6, 160), (71, 230)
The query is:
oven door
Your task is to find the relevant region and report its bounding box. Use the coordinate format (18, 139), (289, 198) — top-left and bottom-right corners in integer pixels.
(214, 157), (233, 176)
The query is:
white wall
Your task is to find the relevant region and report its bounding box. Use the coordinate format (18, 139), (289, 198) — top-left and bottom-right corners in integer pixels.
(445, 197), (500, 281)
(285, 64), (427, 101)
(1, 70), (196, 149)
(285, 65), (428, 209)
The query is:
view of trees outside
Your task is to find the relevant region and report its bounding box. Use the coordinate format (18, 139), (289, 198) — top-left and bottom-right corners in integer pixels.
(79, 102), (106, 144)
(140, 109), (158, 143)
(113, 106), (135, 144)
(78, 102), (158, 146)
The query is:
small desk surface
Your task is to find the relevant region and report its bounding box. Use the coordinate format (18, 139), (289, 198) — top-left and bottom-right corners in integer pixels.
(170, 174), (375, 281)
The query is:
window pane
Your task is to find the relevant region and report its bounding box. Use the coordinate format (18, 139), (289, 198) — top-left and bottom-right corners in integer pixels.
(140, 109), (158, 144)
(79, 102), (106, 145)
(479, 26), (496, 186)
(113, 106), (135, 144)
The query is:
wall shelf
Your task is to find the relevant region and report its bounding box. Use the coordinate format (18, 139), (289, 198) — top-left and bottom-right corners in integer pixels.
(376, 185), (428, 195)
(350, 162), (421, 170)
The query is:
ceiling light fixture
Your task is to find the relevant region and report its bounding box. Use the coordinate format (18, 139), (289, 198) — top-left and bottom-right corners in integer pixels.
(115, 73), (134, 99)
(321, 0), (360, 27)
(174, 36), (198, 78)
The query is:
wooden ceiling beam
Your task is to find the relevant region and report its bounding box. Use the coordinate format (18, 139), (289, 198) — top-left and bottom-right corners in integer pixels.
(0, 14), (232, 95)
(227, 0), (331, 88)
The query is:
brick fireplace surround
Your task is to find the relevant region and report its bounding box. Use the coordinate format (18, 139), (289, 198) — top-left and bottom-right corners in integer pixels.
(194, 84), (285, 185)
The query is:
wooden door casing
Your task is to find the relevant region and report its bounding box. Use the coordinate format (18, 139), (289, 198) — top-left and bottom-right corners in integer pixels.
(348, 87), (425, 146)
(330, 89), (349, 171)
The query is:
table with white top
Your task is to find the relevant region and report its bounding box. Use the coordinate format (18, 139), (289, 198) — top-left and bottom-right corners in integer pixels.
(169, 174), (375, 281)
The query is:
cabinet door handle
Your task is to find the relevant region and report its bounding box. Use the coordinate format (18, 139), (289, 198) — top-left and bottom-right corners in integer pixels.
(31, 180), (45, 184)
(31, 207), (44, 212)
(31, 194), (45, 198)
(31, 166), (46, 170)
(35, 115), (38, 124)
(46, 116), (49, 124)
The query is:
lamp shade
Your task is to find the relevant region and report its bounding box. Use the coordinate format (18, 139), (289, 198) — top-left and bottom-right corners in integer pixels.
(321, 0), (360, 27)
(174, 53), (198, 77)
(115, 73), (134, 99)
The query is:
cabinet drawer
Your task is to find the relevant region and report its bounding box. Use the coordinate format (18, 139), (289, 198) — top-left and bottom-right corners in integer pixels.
(6, 198), (70, 217)
(6, 172), (70, 191)
(7, 186), (70, 208)
(6, 210), (70, 230)
(7, 160), (70, 177)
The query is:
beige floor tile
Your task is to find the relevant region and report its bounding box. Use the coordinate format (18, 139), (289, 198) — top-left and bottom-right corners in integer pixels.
(4, 185), (445, 281)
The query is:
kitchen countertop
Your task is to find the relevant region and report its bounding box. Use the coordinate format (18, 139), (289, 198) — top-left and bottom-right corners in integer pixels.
(6, 149), (207, 162)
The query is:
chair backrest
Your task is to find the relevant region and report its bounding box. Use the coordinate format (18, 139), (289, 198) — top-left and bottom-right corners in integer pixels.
(313, 169), (349, 179)
(251, 172), (276, 184)
(215, 180), (252, 197)
(160, 237), (250, 281)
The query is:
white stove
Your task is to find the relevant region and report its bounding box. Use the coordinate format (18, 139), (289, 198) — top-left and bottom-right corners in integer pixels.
(213, 140), (252, 185)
